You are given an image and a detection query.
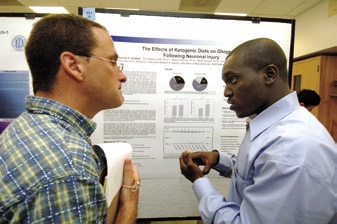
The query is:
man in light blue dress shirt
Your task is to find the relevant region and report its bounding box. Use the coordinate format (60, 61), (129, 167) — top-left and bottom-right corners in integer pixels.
(179, 38), (337, 224)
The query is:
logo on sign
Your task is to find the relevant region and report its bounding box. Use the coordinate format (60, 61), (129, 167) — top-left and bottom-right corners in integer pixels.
(11, 35), (26, 51)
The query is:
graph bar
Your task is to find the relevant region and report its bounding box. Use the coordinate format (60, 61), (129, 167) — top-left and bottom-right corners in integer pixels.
(198, 108), (203, 116)
(172, 105), (177, 116)
(205, 104), (210, 116)
(179, 105), (184, 116)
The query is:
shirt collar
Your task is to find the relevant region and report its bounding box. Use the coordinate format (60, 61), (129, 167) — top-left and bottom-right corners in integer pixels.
(248, 92), (300, 140)
(25, 95), (97, 137)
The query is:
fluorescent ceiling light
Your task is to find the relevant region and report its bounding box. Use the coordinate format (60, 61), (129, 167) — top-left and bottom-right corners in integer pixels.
(29, 6), (69, 14)
(214, 12), (247, 16)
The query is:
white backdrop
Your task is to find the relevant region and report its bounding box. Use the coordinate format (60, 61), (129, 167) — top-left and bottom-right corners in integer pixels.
(89, 10), (294, 219)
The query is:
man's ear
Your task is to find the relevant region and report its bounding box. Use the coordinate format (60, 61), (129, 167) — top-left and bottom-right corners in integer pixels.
(59, 52), (84, 82)
(263, 64), (278, 85)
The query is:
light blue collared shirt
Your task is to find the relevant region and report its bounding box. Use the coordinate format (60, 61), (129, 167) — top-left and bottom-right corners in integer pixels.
(193, 92), (337, 224)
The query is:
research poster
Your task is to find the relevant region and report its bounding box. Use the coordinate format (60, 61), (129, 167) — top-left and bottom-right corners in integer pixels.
(91, 11), (294, 178)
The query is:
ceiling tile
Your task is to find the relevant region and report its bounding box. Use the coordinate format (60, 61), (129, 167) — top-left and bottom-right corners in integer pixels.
(0, 0), (23, 6)
(215, 0), (264, 14)
(253, 0), (308, 15)
(98, 0), (139, 9)
(139, 0), (180, 11)
(18, 0), (62, 6)
(287, 0), (322, 16)
(0, 5), (32, 12)
(58, 0), (102, 7)
(179, 0), (221, 12)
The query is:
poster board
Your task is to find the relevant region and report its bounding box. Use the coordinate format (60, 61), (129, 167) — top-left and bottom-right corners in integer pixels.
(89, 9), (295, 178)
(0, 11), (295, 219)
(87, 9), (295, 219)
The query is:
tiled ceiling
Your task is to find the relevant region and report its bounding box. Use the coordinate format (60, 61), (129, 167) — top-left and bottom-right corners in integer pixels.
(0, 0), (324, 18)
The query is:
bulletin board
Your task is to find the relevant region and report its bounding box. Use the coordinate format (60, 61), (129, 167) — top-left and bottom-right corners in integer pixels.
(89, 9), (295, 178)
(0, 11), (295, 219)
(85, 9), (295, 219)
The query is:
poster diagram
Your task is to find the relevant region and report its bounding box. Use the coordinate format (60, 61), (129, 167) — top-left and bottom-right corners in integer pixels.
(164, 98), (214, 119)
(192, 76), (208, 91)
(163, 126), (213, 158)
(169, 75), (185, 91)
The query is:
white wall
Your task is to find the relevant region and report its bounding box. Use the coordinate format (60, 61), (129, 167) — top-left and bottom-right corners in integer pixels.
(294, 0), (337, 57)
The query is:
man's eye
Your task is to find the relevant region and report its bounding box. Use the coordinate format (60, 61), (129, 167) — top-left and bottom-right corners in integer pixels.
(230, 77), (237, 84)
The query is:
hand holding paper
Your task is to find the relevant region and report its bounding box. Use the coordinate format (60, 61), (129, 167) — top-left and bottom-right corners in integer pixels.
(93, 142), (139, 223)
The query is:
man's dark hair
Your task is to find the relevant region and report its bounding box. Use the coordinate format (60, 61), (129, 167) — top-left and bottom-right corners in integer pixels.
(227, 38), (288, 81)
(25, 14), (107, 94)
(297, 89), (321, 106)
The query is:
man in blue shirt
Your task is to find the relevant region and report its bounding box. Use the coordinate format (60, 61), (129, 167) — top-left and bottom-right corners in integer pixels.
(179, 38), (337, 223)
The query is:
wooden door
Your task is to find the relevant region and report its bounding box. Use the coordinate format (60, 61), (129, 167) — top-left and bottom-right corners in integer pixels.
(292, 56), (337, 142)
(291, 56), (321, 117)
(319, 56), (337, 142)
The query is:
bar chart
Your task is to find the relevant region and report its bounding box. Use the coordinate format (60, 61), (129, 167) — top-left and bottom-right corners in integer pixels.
(191, 99), (214, 117)
(164, 98), (189, 117)
(164, 98), (214, 118)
